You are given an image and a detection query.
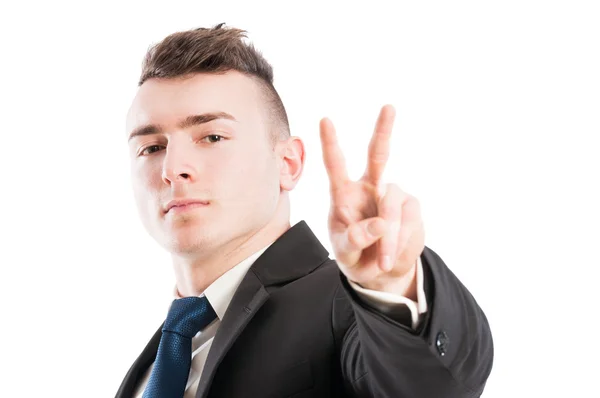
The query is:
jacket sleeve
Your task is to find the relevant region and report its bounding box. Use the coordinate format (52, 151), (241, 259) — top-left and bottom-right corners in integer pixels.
(333, 246), (494, 398)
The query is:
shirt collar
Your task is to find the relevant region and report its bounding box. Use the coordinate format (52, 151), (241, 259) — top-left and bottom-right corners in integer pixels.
(173, 243), (273, 320)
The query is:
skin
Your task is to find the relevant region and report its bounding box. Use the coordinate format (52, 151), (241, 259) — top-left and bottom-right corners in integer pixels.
(126, 70), (424, 299)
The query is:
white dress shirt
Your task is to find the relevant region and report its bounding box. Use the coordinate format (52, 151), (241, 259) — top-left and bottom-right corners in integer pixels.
(134, 242), (428, 398)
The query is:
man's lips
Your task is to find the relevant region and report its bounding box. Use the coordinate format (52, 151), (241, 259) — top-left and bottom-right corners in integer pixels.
(164, 199), (209, 214)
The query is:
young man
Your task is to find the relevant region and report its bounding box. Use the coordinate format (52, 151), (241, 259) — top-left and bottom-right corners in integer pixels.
(116, 24), (494, 398)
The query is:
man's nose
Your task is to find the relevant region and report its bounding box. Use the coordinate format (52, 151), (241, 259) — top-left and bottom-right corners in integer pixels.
(161, 143), (197, 185)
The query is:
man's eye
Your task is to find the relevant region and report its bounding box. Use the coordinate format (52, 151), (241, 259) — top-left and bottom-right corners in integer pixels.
(203, 134), (224, 143)
(139, 135), (223, 156)
(140, 145), (163, 155)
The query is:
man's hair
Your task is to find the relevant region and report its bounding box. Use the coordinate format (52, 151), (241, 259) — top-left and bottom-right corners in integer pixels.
(139, 23), (290, 147)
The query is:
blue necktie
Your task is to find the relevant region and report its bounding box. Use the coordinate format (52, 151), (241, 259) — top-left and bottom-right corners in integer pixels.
(143, 296), (217, 398)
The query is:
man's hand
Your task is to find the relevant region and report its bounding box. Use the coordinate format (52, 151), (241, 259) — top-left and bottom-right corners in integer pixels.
(319, 105), (425, 298)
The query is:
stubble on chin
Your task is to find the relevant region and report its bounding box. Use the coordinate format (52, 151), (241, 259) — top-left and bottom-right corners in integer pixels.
(162, 217), (217, 255)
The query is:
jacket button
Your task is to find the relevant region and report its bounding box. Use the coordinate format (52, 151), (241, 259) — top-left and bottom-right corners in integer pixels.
(436, 330), (449, 356)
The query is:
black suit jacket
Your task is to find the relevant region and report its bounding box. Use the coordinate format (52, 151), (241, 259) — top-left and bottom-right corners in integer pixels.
(116, 221), (494, 398)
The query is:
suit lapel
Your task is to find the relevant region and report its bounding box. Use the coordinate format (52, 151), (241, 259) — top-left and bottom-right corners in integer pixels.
(115, 323), (163, 398)
(195, 271), (269, 398)
(194, 220), (330, 398)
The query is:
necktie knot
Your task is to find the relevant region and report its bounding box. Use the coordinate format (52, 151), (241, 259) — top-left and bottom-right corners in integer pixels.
(143, 295), (217, 397)
(163, 296), (217, 338)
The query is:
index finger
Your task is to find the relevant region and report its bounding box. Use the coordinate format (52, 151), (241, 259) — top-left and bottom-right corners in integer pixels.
(320, 117), (349, 193)
(364, 104), (396, 185)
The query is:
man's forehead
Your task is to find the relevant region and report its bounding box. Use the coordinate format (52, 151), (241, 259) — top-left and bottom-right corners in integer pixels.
(126, 71), (263, 134)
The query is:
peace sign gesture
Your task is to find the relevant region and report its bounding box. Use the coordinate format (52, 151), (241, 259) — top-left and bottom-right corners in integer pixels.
(319, 105), (425, 294)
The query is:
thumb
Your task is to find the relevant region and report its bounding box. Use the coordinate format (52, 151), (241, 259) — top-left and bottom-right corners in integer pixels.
(334, 217), (387, 267)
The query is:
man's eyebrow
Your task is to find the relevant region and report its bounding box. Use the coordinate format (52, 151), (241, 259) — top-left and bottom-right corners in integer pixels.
(128, 112), (237, 141)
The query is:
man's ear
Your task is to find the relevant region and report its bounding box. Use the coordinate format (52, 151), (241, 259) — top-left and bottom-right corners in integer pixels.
(279, 137), (305, 191)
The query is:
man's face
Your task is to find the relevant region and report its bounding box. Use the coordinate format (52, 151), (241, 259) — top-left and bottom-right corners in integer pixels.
(126, 71), (283, 255)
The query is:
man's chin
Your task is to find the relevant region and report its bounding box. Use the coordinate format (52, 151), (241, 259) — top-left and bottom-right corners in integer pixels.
(160, 229), (216, 256)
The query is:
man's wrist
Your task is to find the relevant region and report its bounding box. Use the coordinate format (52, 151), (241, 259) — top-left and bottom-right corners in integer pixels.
(354, 262), (418, 301)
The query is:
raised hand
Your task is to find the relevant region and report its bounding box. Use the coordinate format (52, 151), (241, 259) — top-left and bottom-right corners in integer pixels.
(319, 105), (425, 295)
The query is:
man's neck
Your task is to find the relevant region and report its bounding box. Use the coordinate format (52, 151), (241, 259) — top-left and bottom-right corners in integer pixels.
(171, 220), (290, 297)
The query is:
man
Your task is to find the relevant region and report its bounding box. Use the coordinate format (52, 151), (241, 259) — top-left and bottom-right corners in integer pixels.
(116, 23), (494, 398)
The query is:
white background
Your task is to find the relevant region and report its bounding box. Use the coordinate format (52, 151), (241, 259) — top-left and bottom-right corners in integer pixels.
(0, 1), (598, 397)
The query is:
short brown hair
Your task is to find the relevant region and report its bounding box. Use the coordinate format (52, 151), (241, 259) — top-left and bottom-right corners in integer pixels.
(139, 23), (290, 146)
